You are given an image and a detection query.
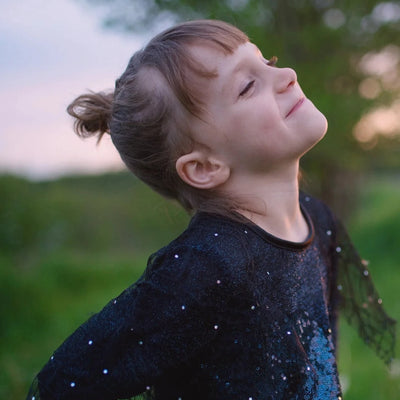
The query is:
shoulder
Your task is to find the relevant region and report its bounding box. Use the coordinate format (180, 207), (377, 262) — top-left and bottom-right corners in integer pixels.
(299, 192), (342, 253)
(300, 192), (337, 232)
(144, 212), (252, 293)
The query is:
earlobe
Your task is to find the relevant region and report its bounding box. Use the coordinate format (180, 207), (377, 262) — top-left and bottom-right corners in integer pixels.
(176, 151), (230, 189)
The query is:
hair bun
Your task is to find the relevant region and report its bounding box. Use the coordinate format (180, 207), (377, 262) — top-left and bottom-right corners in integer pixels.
(67, 91), (114, 141)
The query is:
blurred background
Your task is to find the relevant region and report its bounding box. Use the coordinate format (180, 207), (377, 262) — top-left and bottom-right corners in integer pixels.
(1, 0), (399, 398)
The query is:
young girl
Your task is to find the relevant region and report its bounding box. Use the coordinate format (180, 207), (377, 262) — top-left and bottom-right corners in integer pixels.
(27, 19), (395, 400)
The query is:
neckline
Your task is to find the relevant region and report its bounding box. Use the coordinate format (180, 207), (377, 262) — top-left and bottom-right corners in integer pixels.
(239, 204), (315, 251)
(194, 202), (315, 251)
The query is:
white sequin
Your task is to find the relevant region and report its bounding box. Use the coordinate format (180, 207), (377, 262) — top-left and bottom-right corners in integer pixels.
(251, 305), (256, 310)
(326, 230), (332, 236)
(139, 340), (144, 345)
(336, 246), (342, 253)
(174, 254), (179, 259)
(181, 305), (186, 310)
(70, 382), (76, 388)
(103, 369), (109, 375)
(286, 331), (291, 335)
(146, 386), (151, 390)
(378, 298), (383, 304)
(113, 300), (117, 304)
(244, 230), (248, 234)
(32, 397), (35, 400)
(216, 280), (221, 284)
(214, 325), (219, 330)
(363, 269), (369, 276)
(337, 284), (343, 291)
(88, 340), (93, 345)
(214, 233), (219, 237)
(305, 196), (310, 202)
(50, 356), (54, 360)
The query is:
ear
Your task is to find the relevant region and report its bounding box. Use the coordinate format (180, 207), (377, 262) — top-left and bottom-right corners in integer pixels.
(176, 151), (230, 190)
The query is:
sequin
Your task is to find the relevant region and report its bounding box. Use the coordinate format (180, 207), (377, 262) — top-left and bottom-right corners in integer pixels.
(88, 340), (93, 345)
(214, 233), (219, 237)
(326, 230), (332, 236)
(337, 284), (343, 291)
(113, 300), (117, 304)
(378, 298), (383, 304)
(25, 199), (394, 400)
(335, 246), (342, 253)
(103, 369), (109, 374)
(363, 269), (369, 276)
(70, 382), (76, 388)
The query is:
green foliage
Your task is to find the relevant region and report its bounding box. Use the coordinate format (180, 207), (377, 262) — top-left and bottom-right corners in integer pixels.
(338, 174), (400, 399)
(82, 0), (400, 214)
(1, 172), (399, 398)
(0, 172), (188, 263)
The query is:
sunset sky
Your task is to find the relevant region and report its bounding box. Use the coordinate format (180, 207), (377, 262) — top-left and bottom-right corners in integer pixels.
(0, 0), (151, 180)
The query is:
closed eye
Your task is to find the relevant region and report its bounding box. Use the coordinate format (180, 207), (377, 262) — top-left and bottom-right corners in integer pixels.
(239, 80), (255, 97)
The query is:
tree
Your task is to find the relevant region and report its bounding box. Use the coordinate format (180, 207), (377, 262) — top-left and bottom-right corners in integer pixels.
(81, 0), (400, 217)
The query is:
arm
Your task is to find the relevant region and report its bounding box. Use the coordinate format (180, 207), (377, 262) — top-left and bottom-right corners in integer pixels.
(26, 247), (227, 400)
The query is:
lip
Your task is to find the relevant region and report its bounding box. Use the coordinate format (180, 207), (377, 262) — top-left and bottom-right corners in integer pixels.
(286, 97), (305, 118)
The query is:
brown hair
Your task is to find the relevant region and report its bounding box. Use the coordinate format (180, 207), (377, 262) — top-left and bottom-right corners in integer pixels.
(67, 20), (248, 213)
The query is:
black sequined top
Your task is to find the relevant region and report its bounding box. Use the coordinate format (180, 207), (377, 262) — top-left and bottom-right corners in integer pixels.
(27, 194), (395, 400)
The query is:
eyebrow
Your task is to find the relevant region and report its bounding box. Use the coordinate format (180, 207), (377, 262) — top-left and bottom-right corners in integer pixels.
(220, 44), (262, 98)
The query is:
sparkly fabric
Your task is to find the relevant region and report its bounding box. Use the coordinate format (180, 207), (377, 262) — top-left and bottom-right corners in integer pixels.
(27, 194), (395, 400)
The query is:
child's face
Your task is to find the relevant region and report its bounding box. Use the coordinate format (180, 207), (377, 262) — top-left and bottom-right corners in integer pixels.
(187, 41), (328, 175)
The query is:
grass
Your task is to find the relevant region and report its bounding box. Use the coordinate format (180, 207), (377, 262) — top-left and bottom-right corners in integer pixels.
(1, 172), (399, 399)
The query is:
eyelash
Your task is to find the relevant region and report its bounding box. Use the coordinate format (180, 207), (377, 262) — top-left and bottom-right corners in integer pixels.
(239, 80), (255, 96)
(267, 56), (278, 67)
(238, 56), (278, 97)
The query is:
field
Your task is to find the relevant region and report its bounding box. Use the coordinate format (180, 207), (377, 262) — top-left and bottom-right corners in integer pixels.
(1, 172), (399, 399)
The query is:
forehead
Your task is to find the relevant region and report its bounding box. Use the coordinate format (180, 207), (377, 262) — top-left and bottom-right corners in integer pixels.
(188, 42), (260, 94)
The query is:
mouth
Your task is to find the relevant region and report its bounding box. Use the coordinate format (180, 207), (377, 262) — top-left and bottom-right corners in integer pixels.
(286, 97), (305, 118)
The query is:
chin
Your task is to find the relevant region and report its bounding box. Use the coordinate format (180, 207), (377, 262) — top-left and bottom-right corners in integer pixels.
(300, 110), (328, 155)
(307, 105), (328, 141)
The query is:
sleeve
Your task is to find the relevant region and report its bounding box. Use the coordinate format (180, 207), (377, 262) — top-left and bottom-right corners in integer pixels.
(26, 246), (229, 400)
(333, 218), (396, 365)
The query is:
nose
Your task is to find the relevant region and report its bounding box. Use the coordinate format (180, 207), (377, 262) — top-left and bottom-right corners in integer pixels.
(274, 68), (297, 93)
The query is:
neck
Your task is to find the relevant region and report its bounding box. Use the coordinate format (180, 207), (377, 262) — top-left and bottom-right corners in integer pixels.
(225, 163), (308, 242)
